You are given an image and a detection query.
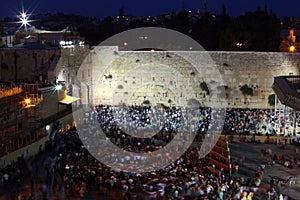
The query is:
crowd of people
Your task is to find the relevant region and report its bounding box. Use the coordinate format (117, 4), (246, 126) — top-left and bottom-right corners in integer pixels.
(44, 129), (267, 200)
(223, 108), (300, 137)
(85, 105), (220, 152)
(86, 105), (300, 137)
(57, 105), (298, 199)
(1, 105), (299, 199)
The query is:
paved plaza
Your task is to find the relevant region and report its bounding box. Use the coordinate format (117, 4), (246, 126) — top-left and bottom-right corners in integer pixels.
(230, 142), (300, 200)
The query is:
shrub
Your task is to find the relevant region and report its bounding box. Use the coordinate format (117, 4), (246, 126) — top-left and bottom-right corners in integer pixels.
(268, 94), (275, 106)
(240, 84), (253, 96)
(200, 81), (209, 95)
(143, 100), (150, 105)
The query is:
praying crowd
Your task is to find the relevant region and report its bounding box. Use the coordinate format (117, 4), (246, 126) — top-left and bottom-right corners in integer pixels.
(59, 105), (298, 199)
(46, 130), (267, 200)
(1, 105), (299, 200)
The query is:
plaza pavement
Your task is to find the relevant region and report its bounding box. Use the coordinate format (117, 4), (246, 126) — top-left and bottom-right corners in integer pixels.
(229, 142), (300, 200)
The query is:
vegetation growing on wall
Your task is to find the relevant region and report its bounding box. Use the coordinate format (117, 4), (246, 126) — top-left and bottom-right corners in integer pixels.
(240, 84), (253, 96)
(142, 100), (150, 105)
(200, 81), (209, 95)
(268, 94), (276, 106)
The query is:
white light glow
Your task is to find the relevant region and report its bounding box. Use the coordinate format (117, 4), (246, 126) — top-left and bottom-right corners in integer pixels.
(22, 18), (28, 25)
(55, 84), (62, 90)
(21, 12), (27, 18)
(16, 3), (35, 32)
(59, 41), (66, 46)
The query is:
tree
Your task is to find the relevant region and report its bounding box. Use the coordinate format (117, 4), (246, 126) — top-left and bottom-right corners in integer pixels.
(166, 9), (189, 34)
(218, 9), (281, 51)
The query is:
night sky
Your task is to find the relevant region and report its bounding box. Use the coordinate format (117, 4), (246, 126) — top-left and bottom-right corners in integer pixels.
(1, 0), (300, 20)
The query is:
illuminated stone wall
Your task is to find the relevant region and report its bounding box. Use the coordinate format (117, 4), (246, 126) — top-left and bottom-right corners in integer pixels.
(77, 47), (299, 109)
(1, 45), (299, 109)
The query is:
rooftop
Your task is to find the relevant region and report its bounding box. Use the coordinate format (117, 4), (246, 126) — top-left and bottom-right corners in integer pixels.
(272, 75), (300, 110)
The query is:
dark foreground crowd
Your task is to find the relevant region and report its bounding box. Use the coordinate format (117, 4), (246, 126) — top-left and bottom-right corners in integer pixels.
(1, 105), (299, 200)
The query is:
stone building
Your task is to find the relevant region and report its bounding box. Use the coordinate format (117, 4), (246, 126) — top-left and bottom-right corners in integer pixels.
(0, 26), (86, 84)
(0, 84), (43, 160)
(14, 26), (84, 47)
(0, 44), (60, 83)
(0, 83), (79, 168)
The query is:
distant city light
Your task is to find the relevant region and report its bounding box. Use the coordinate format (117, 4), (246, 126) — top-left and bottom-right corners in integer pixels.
(59, 40), (84, 48)
(236, 42), (243, 48)
(138, 36), (148, 40)
(289, 45), (295, 52)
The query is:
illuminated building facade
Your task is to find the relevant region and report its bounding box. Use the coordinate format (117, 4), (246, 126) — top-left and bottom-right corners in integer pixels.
(0, 83), (79, 167)
(0, 84), (40, 159)
(14, 26), (85, 47)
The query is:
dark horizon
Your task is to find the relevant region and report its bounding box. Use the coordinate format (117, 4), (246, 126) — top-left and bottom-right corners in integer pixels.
(1, 0), (300, 21)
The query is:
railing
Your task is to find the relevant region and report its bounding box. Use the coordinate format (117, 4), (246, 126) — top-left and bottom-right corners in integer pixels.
(30, 105), (82, 130)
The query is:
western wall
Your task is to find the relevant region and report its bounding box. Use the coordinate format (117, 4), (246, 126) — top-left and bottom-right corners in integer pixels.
(75, 46), (300, 109)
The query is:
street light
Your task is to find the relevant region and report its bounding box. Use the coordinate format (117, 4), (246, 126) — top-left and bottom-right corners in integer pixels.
(24, 98), (31, 105)
(289, 45), (295, 52)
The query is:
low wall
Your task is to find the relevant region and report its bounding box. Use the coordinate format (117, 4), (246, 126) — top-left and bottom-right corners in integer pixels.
(228, 135), (291, 144)
(0, 135), (49, 168)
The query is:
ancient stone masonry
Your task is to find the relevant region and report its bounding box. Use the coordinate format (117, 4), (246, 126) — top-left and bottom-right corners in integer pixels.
(2, 45), (297, 109)
(75, 47), (299, 109)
